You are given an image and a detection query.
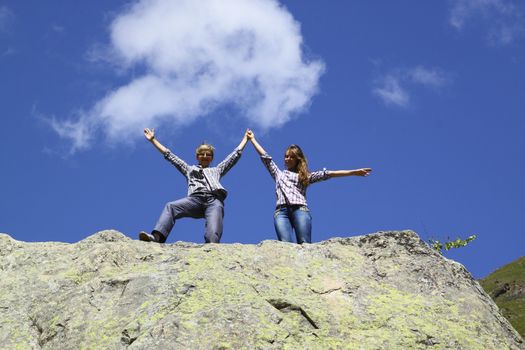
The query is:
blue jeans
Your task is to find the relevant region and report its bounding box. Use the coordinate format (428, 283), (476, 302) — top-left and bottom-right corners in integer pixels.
(274, 205), (312, 244)
(154, 193), (224, 243)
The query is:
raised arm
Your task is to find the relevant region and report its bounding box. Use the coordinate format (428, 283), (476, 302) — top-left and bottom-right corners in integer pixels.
(215, 129), (250, 175)
(247, 129), (280, 179)
(246, 129), (267, 155)
(236, 129), (250, 151)
(144, 128), (189, 174)
(327, 168), (373, 178)
(144, 128), (168, 154)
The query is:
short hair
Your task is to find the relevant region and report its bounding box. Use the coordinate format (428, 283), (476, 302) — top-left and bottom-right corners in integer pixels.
(195, 143), (215, 156)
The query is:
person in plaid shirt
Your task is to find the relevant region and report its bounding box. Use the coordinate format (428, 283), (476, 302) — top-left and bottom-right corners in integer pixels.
(139, 128), (250, 243)
(247, 130), (372, 244)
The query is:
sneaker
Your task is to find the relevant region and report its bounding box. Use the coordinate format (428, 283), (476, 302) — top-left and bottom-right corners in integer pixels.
(139, 231), (166, 243)
(139, 231), (157, 242)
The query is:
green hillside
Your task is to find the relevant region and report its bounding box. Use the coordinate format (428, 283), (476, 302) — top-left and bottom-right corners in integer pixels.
(480, 256), (525, 337)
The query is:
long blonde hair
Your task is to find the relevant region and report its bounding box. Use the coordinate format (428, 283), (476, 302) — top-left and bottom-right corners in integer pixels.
(286, 144), (310, 187)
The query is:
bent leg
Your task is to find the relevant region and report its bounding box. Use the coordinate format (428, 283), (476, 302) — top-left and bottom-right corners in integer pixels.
(204, 198), (224, 243)
(274, 207), (294, 242)
(154, 196), (204, 241)
(291, 206), (312, 244)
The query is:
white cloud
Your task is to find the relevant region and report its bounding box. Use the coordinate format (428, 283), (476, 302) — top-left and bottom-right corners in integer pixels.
(49, 115), (93, 152)
(408, 66), (449, 88)
(0, 5), (14, 32)
(373, 66), (449, 108)
(450, 0), (524, 45)
(373, 75), (410, 107)
(52, 0), (325, 152)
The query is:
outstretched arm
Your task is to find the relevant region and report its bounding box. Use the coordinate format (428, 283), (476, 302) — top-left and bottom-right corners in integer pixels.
(144, 128), (168, 154)
(215, 129), (251, 176)
(246, 129), (267, 155)
(236, 129), (250, 151)
(145, 128), (189, 174)
(247, 129), (280, 179)
(327, 168), (372, 178)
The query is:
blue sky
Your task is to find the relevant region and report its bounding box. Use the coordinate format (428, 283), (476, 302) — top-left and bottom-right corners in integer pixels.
(1, 0), (524, 278)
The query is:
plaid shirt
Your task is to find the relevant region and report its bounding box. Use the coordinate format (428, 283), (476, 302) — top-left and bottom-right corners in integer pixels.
(164, 148), (242, 200)
(260, 153), (329, 207)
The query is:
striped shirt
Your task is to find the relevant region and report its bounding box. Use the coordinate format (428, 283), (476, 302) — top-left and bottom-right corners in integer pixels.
(260, 153), (329, 207)
(164, 148), (242, 200)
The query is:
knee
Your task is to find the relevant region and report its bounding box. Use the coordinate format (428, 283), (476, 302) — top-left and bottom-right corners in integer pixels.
(165, 201), (184, 215)
(164, 201), (176, 210)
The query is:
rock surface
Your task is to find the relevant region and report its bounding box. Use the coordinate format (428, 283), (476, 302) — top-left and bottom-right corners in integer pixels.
(0, 230), (523, 349)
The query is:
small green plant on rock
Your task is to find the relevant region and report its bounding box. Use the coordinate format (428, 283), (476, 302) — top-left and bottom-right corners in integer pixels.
(429, 234), (477, 254)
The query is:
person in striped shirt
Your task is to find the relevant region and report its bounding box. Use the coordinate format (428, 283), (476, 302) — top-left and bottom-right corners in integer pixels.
(247, 130), (372, 244)
(139, 128), (250, 243)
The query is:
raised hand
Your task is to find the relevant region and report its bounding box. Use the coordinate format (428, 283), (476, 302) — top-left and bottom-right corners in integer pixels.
(247, 129), (267, 155)
(144, 128), (155, 141)
(237, 128), (251, 150)
(144, 128), (167, 153)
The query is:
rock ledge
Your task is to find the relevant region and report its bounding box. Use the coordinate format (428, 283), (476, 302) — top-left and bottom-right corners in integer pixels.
(0, 230), (522, 349)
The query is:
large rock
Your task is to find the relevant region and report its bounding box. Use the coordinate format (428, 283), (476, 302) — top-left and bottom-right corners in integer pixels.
(0, 230), (522, 349)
